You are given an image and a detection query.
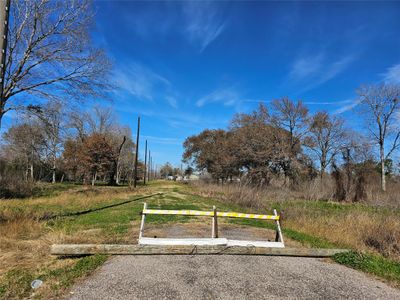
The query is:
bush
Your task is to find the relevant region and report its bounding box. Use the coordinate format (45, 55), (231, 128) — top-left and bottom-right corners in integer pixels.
(0, 176), (35, 199)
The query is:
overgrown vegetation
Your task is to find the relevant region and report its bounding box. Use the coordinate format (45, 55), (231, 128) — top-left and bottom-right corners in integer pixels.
(190, 181), (400, 261)
(183, 93), (400, 201)
(1, 181), (400, 298)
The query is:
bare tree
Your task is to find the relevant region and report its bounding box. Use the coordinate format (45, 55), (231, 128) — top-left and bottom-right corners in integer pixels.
(271, 97), (309, 184)
(271, 97), (309, 153)
(357, 84), (400, 191)
(2, 122), (45, 180)
(88, 106), (115, 134)
(28, 101), (65, 183)
(304, 112), (347, 179)
(0, 0), (110, 128)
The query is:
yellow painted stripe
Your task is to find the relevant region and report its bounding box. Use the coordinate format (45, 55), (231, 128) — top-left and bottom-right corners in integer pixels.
(143, 209), (214, 216)
(143, 209), (279, 220)
(217, 212), (279, 220)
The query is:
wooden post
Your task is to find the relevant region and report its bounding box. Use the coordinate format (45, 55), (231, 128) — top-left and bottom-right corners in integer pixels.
(143, 140), (147, 185)
(51, 244), (350, 257)
(212, 206), (218, 238)
(139, 203), (147, 239)
(274, 209), (284, 243)
(133, 116), (140, 188)
(148, 152), (151, 182)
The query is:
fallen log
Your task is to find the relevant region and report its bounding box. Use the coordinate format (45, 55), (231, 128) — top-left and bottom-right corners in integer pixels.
(51, 244), (349, 257)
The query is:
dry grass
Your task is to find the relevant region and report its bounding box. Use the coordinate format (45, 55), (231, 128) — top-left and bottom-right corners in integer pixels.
(0, 185), (147, 272)
(191, 181), (400, 261)
(0, 184), (156, 299)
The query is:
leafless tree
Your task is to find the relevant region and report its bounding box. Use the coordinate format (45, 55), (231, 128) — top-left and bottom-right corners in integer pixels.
(28, 101), (65, 183)
(304, 112), (347, 179)
(0, 0), (110, 128)
(271, 97), (309, 153)
(357, 84), (400, 191)
(88, 106), (115, 135)
(271, 97), (309, 184)
(2, 121), (45, 180)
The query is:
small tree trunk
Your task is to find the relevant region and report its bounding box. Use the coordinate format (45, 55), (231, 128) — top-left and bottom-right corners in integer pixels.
(52, 156), (56, 183)
(380, 144), (386, 192)
(116, 163), (121, 185)
(30, 163), (34, 181)
(92, 171), (97, 186)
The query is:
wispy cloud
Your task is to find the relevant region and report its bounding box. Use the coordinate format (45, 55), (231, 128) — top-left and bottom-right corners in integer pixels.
(382, 63), (400, 84)
(196, 88), (239, 107)
(182, 2), (227, 52)
(113, 62), (170, 101)
(333, 99), (361, 114)
(304, 99), (354, 105)
(142, 135), (182, 145)
(288, 53), (355, 92)
(289, 54), (325, 80)
(165, 96), (178, 108)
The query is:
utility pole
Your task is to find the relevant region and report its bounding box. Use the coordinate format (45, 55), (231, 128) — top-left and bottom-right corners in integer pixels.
(133, 116), (140, 188)
(143, 140), (147, 185)
(148, 151), (151, 182)
(0, 0), (11, 127)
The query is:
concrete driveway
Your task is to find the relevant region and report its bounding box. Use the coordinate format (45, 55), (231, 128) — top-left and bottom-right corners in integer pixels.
(68, 255), (400, 299)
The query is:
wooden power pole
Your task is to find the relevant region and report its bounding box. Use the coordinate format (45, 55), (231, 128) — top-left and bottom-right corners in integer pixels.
(0, 0), (11, 126)
(148, 152), (151, 182)
(133, 116), (140, 188)
(143, 140), (147, 185)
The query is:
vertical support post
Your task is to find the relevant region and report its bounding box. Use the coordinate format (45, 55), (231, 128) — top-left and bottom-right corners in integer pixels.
(211, 206), (218, 238)
(139, 203), (147, 240)
(274, 209), (284, 244)
(143, 140), (147, 185)
(0, 0), (10, 128)
(133, 116), (140, 188)
(148, 152), (151, 181)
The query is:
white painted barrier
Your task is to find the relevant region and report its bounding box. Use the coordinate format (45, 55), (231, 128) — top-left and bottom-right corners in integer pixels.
(138, 203), (285, 248)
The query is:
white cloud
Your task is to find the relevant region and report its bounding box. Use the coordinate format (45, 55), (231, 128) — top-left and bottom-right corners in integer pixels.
(289, 53), (354, 92)
(304, 99), (354, 105)
(113, 62), (170, 101)
(382, 63), (400, 84)
(289, 54), (324, 80)
(196, 88), (239, 107)
(333, 99), (361, 114)
(142, 135), (182, 145)
(165, 96), (178, 108)
(182, 2), (226, 52)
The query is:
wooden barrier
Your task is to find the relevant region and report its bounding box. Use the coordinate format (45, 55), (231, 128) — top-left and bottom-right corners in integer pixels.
(138, 203), (284, 248)
(50, 244), (349, 257)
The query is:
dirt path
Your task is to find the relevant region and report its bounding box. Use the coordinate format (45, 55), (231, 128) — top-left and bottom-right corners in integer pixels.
(68, 255), (400, 299)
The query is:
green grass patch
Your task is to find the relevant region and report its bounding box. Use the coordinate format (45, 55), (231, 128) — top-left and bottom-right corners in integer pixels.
(43, 255), (108, 290)
(333, 251), (400, 285)
(0, 255), (107, 299)
(0, 269), (35, 299)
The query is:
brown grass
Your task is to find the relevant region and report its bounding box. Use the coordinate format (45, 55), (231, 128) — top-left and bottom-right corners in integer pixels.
(191, 180), (400, 261)
(0, 184), (153, 300)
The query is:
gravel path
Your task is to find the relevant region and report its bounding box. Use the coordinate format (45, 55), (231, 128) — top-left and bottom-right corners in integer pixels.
(68, 255), (400, 299)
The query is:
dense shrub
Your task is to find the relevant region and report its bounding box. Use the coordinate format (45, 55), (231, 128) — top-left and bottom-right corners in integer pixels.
(0, 176), (35, 199)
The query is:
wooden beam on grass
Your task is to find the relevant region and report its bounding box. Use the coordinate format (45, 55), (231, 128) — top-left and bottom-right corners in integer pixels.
(51, 244), (349, 257)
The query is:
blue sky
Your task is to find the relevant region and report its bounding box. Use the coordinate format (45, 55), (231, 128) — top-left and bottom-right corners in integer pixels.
(5, 1), (400, 167)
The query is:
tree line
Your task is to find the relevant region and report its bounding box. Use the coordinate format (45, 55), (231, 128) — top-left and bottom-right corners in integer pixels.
(183, 84), (400, 201)
(0, 104), (148, 197)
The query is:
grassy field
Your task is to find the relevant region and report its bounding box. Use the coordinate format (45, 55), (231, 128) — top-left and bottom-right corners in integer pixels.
(0, 181), (399, 299)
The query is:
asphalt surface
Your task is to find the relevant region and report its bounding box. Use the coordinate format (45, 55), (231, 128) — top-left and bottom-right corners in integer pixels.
(68, 255), (400, 299)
